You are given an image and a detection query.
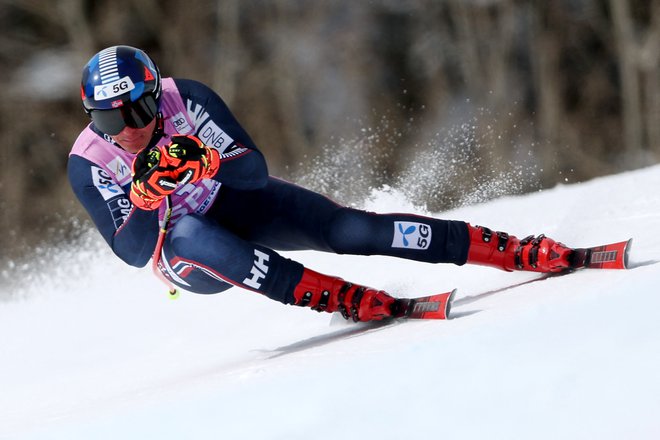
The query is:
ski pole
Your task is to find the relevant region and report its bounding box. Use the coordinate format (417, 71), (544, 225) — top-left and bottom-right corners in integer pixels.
(151, 195), (179, 299)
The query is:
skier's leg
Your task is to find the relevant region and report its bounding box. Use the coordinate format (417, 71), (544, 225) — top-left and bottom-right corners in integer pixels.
(160, 214), (301, 299)
(208, 177), (471, 264)
(324, 210), (576, 272)
(322, 207), (469, 263)
(160, 214), (398, 321)
(207, 178), (573, 274)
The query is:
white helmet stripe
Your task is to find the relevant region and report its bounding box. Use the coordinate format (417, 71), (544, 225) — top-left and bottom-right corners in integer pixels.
(98, 47), (120, 84)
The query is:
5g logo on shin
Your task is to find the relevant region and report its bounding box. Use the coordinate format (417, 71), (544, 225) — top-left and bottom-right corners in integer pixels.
(392, 221), (432, 250)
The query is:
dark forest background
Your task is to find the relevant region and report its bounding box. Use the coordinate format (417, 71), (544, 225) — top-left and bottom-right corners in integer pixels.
(1, 0), (659, 271)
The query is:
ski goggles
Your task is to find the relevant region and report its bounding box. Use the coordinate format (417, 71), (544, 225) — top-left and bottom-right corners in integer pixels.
(90, 94), (158, 136)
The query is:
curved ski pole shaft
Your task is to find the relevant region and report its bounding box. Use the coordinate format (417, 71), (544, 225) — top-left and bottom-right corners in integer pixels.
(151, 195), (179, 298)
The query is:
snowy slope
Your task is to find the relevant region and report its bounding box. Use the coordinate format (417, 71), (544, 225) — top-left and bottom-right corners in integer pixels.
(1, 165), (660, 440)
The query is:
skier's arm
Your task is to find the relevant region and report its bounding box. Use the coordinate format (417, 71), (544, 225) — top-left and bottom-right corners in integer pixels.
(174, 78), (268, 190)
(68, 154), (160, 267)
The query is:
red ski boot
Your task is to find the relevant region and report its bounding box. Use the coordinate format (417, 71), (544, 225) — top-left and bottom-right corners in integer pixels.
(466, 224), (575, 273)
(292, 268), (401, 322)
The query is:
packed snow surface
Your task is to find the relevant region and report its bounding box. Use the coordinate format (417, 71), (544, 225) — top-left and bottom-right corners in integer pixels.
(2, 166), (660, 440)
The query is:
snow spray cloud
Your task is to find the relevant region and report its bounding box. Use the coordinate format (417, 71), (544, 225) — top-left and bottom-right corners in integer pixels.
(291, 114), (397, 208)
(0, 217), (107, 301)
(395, 113), (541, 211)
(292, 108), (542, 212)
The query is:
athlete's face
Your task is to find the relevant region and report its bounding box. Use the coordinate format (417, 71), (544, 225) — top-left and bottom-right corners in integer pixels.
(111, 117), (158, 154)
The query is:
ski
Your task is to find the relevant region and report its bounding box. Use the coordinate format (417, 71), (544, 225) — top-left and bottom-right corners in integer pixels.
(394, 289), (456, 320)
(571, 238), (632, 270)
(387, 238), (631, 321)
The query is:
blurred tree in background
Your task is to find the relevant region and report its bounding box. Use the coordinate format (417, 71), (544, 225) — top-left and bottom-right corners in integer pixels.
(0, 0), (658, 267)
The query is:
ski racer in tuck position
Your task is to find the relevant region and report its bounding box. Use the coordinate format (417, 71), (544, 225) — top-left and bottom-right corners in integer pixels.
(69, 45), (585, 322)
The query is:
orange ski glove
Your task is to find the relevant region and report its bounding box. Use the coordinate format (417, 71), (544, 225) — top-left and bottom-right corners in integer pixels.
(163, 135), (220, 186)
(129, 146), (179, 210)
(129, 136), (220, 210)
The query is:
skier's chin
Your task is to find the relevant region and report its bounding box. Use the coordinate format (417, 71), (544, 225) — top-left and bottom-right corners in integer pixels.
(117, 140), (149, 154)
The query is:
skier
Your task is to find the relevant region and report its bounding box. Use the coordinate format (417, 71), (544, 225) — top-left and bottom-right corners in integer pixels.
(69, 45), (577, 322)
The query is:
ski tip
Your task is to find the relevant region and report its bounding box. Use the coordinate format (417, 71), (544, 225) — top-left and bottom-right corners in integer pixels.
(624, 238), (633, 269)
(446, 288), (457, 319)
(585, 238), (632, 269)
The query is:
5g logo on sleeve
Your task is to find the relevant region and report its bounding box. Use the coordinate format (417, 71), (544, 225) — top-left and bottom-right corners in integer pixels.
(91, 166), (121, 201)
(392, 221), (432, 250)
